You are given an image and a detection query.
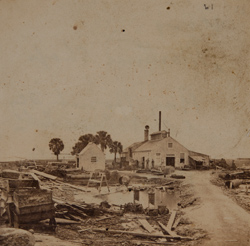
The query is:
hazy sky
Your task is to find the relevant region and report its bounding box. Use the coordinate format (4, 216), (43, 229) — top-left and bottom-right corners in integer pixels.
(0, 0), (250, 161)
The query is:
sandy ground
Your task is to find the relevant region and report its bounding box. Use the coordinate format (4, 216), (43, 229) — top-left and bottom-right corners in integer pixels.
(180, 170), (250, 246)
(35, 233), (82, 246)
(33, 169), (250, 245)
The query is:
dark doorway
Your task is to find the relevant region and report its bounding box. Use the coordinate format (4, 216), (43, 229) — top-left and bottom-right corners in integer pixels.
(166, 157), (175, 167)
(77, 157), (79, 168)
(142, 157), (145, 169)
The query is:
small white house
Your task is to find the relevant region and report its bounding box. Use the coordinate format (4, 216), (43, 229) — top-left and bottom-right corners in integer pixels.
(77, 143), (105, 172)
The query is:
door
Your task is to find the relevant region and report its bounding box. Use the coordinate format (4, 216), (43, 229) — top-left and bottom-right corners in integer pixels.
(142, 157), (145, 169)
(166, 157), (175, 167)
(77, 157), (79, 168)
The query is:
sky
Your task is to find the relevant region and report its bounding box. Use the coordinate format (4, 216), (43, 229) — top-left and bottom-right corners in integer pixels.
(0, 0), (250, 161)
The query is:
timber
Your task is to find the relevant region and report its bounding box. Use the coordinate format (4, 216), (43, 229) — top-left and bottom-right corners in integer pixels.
(139, 219), (154, 233)
(167, 211), (177, 231)
(158, 221), (178, 237)
(32, 170), (57, 181)
(92, 228), (192, 240)
(55, 180), (87, 192)
(172, 218), (181, 230)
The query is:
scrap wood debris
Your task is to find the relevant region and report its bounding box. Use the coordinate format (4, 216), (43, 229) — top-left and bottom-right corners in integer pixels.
(211, 171), (250, 212)
(0, 168), (207, 245)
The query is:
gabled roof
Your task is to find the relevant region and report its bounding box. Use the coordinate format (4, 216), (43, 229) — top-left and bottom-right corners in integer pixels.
(134, 139), (163, 152)
(123, 141), (146, 153)
(124, 130), (209, 158)
(189, 156), (206, 162)
(189, 150), (209, 158)
(78, 142), (103, 156)
(134, 136), (189, 153)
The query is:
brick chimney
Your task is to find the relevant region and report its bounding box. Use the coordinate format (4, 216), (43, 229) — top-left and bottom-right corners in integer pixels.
(144, 125), (149, 141)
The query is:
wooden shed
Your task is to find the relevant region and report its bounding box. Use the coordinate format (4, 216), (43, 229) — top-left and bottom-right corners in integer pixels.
(77, 143), (105, 172)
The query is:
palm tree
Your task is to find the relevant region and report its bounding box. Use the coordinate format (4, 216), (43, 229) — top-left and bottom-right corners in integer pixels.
(78, 134), (97, 145)
(109, 141), (123, 163)
(117, 142), (123, 159)
(95, 131), (112, 152)
(71, 134), (97, 155)
(49, 138), (64, 161)
(109, 141), (119, 163)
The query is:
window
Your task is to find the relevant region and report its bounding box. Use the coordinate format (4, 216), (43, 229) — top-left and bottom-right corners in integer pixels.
(91, 157), (97, 162)
(168, 143), (173, 148)
(156, 153), (161, 156)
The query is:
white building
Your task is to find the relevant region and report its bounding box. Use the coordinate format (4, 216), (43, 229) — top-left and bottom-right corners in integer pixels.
(122, 126), (209, 169)
(77, 143), (105, 172)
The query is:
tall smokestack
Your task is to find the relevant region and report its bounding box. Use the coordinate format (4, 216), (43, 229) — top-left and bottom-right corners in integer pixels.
(144, 125), (149, 141)
(159, 111), (161, 131)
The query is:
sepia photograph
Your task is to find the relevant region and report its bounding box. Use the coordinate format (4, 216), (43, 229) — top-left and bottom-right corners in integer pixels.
(0, 1), (250, 245)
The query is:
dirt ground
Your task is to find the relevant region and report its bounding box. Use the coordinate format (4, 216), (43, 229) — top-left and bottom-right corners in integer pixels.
(4, 169), (250, 245)
(33, 170), (250, 246)
(180, 170), (250, 246)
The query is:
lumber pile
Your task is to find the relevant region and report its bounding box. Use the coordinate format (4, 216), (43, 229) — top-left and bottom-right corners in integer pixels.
(54, 200), (123, 222)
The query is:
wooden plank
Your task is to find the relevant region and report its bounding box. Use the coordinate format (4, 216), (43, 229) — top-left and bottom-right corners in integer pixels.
(138, 219), (154, 233)
(167, 211), (177, 231)
(8, 179), (40, 190)
(32, 170), (57, 181)
(14, 210), (55, 224)
(172, 218), (181, 230)
(45, 218), (80, 224)
(15, 203), (54, 215)
(92, 228), (192, 240)
(30, 173), (41, 182)
(158, 221), (178, 237)
(87, 239), (176, 245)
(78, 228), (92, 233)
(96, 215), (116, 222)
(88, 180), (101, 183)
(55, 181), (87, 192)
(130, 241), (177, 245)
(13, 190), (53, 208)
(158, 221), (191, 240)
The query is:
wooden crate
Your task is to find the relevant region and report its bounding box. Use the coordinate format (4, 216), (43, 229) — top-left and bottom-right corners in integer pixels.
(2, 170), (20, 179)
(8, 179), (39, 192)
(13, 189), (52, 208)
(13, 209), (55, 227)
(15, 203), (54, 215)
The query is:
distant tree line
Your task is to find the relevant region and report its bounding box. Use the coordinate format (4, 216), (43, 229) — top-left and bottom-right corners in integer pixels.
(49, 131), (123, 162)
(71, 131), (123, 162)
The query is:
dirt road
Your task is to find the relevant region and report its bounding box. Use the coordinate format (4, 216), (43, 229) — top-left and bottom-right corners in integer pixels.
(181, 170), (250, 246)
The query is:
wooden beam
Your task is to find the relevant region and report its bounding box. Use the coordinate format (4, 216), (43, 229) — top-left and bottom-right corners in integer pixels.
(45, 218), (80, 224)
(167, 211), (177, 231)
(158, 222), (178, 238)
(139, 219), (154, 233)
(87, 239), (176, 245)
(55, 181), (87, 192)
(130, 241), (177, 245)
(92, 228), (192, 240)
(30, 173), (40, 182)
(32, 170), (57, 181)
(172, 218), (181, 230)
(96, 215), (116, 222)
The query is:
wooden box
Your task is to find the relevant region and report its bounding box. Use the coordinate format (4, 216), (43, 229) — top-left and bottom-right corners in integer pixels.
(13, 189), (52, 208)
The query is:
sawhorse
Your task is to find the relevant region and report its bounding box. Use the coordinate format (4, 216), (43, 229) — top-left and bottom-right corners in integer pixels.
(87, 171), (110, 192)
